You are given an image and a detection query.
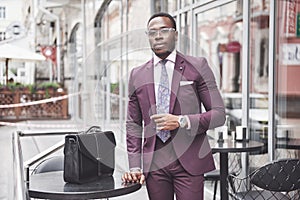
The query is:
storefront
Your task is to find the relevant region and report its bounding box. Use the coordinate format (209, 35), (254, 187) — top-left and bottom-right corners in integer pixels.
(36, 0), (299, 162)
(173, 0), (300, 161)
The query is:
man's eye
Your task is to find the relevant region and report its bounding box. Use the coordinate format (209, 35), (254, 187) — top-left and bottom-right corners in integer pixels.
(160, 29), (169, 34)
(148, 31), (156, 35)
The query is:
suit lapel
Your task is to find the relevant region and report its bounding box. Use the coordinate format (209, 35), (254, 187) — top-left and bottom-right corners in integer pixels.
(169, 53), (185, 113)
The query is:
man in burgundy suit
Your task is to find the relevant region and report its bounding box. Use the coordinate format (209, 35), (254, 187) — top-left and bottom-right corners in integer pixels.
(122, 12), (225, 200)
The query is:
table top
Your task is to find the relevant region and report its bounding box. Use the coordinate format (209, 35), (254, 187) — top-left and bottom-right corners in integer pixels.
(276, 138), (300, 150)
(28, 171), (141, 199)
(209, 139), (265, 153)
(251, 134), (300, 150)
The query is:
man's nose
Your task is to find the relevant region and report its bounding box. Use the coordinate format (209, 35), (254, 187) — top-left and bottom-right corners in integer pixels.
(154, 31), (163, 39)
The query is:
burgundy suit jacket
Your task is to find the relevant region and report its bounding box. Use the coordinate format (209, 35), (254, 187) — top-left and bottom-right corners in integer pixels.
(126, 52), (225, 176)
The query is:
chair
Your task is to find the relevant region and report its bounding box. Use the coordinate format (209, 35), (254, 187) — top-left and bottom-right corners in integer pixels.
(204, 169), (220, 200)
(32, 156), (64, 174)
(204, 152), (241, 200)
(227, 159), (300, 200)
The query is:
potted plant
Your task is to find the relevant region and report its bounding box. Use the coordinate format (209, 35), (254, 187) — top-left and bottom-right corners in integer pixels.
(36, 82), (61, 98)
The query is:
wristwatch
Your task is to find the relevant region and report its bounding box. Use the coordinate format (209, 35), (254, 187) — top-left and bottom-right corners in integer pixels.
(178, 115), (187, 128)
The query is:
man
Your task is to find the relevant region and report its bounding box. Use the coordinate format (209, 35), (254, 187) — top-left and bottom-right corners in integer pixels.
(122, 12), (225, 200)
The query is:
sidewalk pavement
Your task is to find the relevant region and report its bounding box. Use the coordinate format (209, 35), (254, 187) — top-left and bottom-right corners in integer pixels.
(0, 125), (16, 200)
(0, 119), (216, 200)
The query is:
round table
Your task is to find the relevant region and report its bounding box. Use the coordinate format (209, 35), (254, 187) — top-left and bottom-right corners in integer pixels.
(28, 171), (141, 199)
(209, 139), (264, 200)
(276, 138), (300, 150)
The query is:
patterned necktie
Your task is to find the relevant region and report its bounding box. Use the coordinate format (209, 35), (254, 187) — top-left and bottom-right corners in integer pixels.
(156, 59), (171, 142)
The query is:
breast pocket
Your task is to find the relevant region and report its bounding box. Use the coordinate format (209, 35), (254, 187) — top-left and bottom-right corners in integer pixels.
(180, 80), (194, 86)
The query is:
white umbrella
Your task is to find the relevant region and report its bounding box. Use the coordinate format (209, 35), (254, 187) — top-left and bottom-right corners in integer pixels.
(0, 43), (46, 84)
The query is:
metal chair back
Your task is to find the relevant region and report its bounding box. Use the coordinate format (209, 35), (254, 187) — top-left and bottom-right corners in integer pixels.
(227, 158), (300, 200)
(250, 159), (300, 192)
(32, 156), (64, 174)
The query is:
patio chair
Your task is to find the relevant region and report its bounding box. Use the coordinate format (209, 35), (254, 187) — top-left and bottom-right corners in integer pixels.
(227, 158), (300, 200)
(204, 152), (241, 200)
(32, 156), (64, 174)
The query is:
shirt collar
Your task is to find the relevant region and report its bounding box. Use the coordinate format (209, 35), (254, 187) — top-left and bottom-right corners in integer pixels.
(153, 50), (177, 67)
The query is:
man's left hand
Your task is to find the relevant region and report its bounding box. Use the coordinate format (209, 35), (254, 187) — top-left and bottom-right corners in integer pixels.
(122, 171), (145, 184)
(151, 114), (180, 130)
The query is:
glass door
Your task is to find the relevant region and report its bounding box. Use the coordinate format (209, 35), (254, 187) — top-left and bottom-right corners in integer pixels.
(274, 0), (300, 159)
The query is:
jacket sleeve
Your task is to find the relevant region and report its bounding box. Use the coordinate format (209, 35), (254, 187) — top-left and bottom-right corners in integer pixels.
(187, 57), (226, 136)
(126, 69), (143, 170)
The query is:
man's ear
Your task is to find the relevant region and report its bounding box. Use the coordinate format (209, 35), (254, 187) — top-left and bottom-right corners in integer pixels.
(175, 31), (178, 41)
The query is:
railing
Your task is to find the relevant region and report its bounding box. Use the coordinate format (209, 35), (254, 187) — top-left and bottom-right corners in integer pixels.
(12, 131), (29, 200)
(0, 89), (69, 120)
(12, 130), (80, 198)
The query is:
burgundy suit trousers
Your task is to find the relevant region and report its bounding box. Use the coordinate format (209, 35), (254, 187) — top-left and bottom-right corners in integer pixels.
(145, 138), (204, 200)
(146, 159), (204, 200)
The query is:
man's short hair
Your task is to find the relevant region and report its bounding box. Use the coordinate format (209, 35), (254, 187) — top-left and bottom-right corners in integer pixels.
(147, 12), (177, 31)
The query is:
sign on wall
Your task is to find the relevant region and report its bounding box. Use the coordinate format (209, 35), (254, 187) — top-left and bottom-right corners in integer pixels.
(281, 43), (300, 65)
(41, 46), (57, 65)
(284, 0), (297, 36)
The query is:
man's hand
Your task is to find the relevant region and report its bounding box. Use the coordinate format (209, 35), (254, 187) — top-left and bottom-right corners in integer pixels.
(151, 113), (180, 131)
(122, 171), (145, 184)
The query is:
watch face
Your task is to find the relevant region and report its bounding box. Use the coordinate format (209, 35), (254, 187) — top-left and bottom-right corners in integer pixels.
(180, 117), (184, 124)
(179, 116), (186, 127)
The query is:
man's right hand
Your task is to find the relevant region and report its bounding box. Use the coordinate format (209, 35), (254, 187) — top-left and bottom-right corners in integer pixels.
(121, 170), (145, 184)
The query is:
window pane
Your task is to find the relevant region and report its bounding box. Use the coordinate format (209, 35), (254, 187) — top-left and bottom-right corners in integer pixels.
(167, 0), (178, 12)
(275, 0), (300, 159)
(196, 1), (240, 92)
(181, 0), (193, 8)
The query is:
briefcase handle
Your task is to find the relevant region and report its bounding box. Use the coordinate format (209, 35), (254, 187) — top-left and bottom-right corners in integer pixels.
(85, 126), (101, 134)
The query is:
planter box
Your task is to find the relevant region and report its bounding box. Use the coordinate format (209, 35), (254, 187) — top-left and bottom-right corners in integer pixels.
(0, 89), (69, 120)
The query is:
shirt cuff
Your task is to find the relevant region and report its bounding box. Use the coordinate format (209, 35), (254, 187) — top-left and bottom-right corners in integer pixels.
(130, 167), (142, 173)
(185, 115), (191, 130)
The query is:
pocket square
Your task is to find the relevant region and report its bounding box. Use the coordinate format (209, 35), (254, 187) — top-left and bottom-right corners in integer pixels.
(180, 81), (194, 86)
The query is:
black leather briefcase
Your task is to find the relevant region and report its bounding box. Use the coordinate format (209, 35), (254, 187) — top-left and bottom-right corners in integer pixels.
(63, 126), (116, 184)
